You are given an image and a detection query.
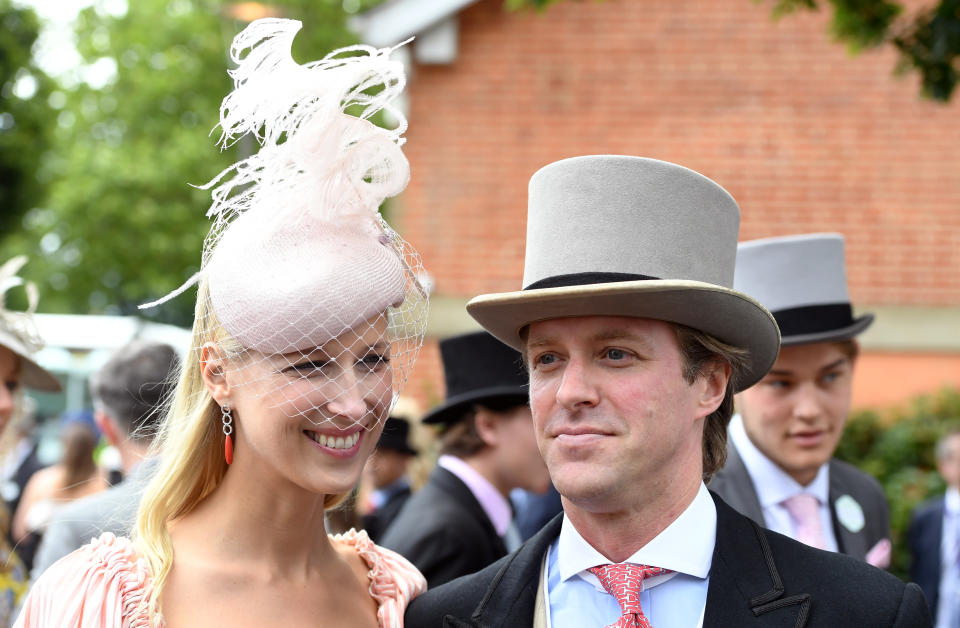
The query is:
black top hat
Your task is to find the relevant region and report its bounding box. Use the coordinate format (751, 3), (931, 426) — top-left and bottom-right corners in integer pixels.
(421, 331), (529, 425)
(376, 417), (418, 456)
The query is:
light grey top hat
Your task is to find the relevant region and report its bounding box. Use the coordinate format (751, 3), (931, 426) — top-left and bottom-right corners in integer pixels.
(0, 256), (61, 392)
(466, 155), (781, 391)
(735, 233), (873, 345)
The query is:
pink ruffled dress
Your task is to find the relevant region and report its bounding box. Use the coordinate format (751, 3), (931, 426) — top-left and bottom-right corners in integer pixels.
(14, 529), (426, 627)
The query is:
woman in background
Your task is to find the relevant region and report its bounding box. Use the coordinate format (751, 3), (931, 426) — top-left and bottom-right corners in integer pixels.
(12, 415), (107, 546)
(16, 17), (428, 628)
(0, 256), (62, 626)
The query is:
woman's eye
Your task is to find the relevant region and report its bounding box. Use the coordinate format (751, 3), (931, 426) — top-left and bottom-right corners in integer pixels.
(284, 360), (329, 377)
(360, 354), (390, 371)
(4, 380), (16, 392)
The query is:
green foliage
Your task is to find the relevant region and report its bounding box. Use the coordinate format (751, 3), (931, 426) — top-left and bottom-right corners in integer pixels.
(765, 0), (960, 100)
(834, 387), (960, 578)
(0, 0), (384, 326)
(0, 1), (54, 239)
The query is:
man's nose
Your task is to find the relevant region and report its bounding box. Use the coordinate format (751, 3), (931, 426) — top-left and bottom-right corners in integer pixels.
(555, 357), (600, 411)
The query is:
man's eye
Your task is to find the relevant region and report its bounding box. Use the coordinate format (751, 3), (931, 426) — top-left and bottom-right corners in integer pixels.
(766, 379), (790, 390)
(821, 371), (842, 384)
(604, 348), (627, 360)
(536, 353), (557, 366)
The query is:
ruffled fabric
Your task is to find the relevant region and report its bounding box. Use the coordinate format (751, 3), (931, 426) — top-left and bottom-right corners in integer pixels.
(15, 530), (425, 628)
(331, 528), (427, 628)
(14, 532), (152, 628)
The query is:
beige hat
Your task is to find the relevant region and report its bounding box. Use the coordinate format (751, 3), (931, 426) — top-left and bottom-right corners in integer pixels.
(466, 155), (780, 391)
(0, 257), (61, 392)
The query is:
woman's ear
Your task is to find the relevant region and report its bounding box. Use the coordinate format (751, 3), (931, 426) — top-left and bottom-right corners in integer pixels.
(200, 342), (231, 405)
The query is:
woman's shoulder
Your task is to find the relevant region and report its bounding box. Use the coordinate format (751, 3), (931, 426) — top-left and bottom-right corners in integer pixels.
(15, 532), (154, 627)
(331, 529), (427, 628)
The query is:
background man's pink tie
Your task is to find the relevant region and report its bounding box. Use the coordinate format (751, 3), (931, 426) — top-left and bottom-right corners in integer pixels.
(587, 563), (672, 628)
(782, 493), (828, 550)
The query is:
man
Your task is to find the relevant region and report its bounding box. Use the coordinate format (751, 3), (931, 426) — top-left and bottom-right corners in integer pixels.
(710, 234), (892, 567)
(381, 331), (551, 588)
(361, 416), (418, 542)
(405, 155), (929, 627)
(909, 429), (960, 626)
(31, 340), (180, 578)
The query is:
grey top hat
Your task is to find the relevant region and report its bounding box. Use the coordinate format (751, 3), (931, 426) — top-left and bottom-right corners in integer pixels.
(0, 257), (61, 392)
(735, 233), (873, 345)
(466, 155), (781, 391)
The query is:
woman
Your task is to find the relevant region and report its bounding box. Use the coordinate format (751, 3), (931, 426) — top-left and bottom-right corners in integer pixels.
(17, 18), (428, 627)
(0, 255), (62, 625)
(12, 415), (108, 545)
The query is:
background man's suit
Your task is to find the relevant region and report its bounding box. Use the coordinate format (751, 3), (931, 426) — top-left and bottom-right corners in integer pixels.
(710, 443), (889, 561)
(909, 497), (945, 620)
(380, 466), (507, 588)
(404, 493), (930, 627)
(360, 483), (411, 543)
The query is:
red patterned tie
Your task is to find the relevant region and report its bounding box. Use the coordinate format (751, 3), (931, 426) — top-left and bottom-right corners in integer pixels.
(587, 563), (672, 628)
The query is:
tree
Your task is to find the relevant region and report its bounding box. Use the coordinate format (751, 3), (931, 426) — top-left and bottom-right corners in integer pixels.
(0, 1), (54, 240)
(1, 0), (384, 326)
(508, 0), (960, 102)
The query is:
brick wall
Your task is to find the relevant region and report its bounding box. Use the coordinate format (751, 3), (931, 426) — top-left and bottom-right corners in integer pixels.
(393, 0), (960, 410)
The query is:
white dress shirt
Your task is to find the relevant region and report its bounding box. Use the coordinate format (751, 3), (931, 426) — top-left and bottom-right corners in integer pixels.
(936, 488), (960, 628)
(728, 414), (838, 552)
(545, 482), (716, 628)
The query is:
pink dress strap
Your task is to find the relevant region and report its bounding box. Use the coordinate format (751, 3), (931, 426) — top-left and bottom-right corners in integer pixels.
(331, 529), (427, 628)
(14, 532), (153, 628)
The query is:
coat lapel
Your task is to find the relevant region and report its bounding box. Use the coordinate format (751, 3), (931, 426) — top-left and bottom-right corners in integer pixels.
(452, 515), (562, 628)
(705, 493), (811, 628)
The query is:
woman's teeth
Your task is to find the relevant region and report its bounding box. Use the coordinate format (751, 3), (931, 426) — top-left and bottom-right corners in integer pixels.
(308, 431), (360, 449)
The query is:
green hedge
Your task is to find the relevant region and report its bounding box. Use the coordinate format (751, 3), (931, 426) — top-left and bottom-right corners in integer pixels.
(834, 386), (960, 579)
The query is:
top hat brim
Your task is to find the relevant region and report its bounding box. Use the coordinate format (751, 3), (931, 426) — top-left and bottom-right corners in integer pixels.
(421, 385), (530, 425)
(780, 313), (874, 347)
(467, 279), (780, 392)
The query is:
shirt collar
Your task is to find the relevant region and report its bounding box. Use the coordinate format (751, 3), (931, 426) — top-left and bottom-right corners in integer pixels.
(945, 487), (960, 515)
(729, 413), (830, 508)
(438, 454), (512, 536)
(556, 482), (716, 587)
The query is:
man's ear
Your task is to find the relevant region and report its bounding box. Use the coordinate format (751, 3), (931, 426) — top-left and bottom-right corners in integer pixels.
(200, 342), (231, 405)
(697, 360), (731, 419)
(94, 410), (122, 447)
(473, 407), (501, 448)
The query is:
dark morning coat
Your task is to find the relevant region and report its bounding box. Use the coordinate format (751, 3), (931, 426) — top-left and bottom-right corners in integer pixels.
(361, 484), (412, 543)
(709, 443), (890, 562)
(379, 466), (507, 589)
(404, 493), (931, 628)
(907, 496), (945, 620)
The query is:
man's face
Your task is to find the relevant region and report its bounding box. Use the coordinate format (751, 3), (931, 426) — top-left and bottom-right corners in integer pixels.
(937, 434), (960, 489)
(490, 405), (552, 494)
(364, 448), (411, 489)
(737, 342), (855, 486)
(525, 316), (722, 513)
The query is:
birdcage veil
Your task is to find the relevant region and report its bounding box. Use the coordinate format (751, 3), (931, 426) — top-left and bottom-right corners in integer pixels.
(142, 18), (428, 434)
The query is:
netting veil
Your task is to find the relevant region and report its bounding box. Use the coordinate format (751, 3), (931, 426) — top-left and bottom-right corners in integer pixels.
(142, 18), (428, 433)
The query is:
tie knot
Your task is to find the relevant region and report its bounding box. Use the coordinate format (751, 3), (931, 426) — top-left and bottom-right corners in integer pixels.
(782, 493), (819, 519)
(587, 563), (671, 616)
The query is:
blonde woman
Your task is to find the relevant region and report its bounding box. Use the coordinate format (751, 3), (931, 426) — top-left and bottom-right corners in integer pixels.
(16, 18), (428, 627)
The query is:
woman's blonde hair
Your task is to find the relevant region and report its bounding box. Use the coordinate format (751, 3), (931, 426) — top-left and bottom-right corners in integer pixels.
(133, 281), (346, 618)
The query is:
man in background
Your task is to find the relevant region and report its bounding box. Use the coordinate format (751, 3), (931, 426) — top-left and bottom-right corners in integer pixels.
(361, 416), (418, 543)
(910, 429), (960, 626)
(381, 331), (551, 588)
(711, 233), (891, 567)
(31, 339), (179, 578)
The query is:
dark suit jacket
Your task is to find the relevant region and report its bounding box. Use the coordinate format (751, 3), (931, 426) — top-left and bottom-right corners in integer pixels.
(908, 496), (944, 620)
(380, 467), (507, 588)
(361, 484), (411, 543)
(405, 493), (931, 628)
(710, 443), (890, 561)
